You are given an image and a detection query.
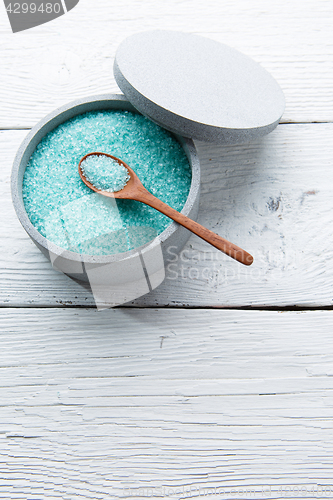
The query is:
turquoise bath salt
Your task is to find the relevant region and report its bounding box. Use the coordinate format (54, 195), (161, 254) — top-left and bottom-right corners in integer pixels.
(81, 155), (130, 192)
(22, 110), (192, 255)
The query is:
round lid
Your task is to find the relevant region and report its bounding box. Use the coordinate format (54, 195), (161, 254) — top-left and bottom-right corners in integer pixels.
(114, 30), (285, 144)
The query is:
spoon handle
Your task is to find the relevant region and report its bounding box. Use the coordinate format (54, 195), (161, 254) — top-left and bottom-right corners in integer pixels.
(133, 188), (253, 266)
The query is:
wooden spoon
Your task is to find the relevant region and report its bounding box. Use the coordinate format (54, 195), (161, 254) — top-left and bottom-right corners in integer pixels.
(78, 152), (253, 266)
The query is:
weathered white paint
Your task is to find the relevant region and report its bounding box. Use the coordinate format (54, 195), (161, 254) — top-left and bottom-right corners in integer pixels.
(2, 124), (333, 307)
(1, 0), (333, 497)
(0, 309), (333, 499)
(0, 0), (333, 127)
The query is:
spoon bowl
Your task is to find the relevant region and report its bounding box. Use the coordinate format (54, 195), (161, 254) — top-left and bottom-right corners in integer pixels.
(79, 152), (143, 199)
(79, 152), (253, 266)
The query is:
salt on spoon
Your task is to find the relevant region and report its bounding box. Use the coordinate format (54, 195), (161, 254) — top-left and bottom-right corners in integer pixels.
(79, 152), (253, 266)
(80, 153), (130, 193)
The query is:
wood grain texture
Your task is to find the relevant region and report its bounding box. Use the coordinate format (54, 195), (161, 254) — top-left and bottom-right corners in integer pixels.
(1, 0), (333, 496)
(2, 123), (333, 308)
(0, 0), (333, 127)
(0, 308), (333, 498)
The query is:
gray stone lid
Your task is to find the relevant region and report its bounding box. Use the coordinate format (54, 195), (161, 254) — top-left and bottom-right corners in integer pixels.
(114, 30), (285, 144)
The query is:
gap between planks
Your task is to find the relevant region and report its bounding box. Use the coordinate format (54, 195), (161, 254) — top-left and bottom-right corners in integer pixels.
(1, 304), (333, 311)
(1, 121), (333, 132)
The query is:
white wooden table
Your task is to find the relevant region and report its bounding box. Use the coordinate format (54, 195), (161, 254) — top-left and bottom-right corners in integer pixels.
(1, 1), (333, 498)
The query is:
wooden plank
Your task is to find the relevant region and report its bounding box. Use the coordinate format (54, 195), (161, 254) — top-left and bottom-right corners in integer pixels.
(0, 0), (333, 127)
(0, 308), (333, 498)
(1, 123), (333, 308)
